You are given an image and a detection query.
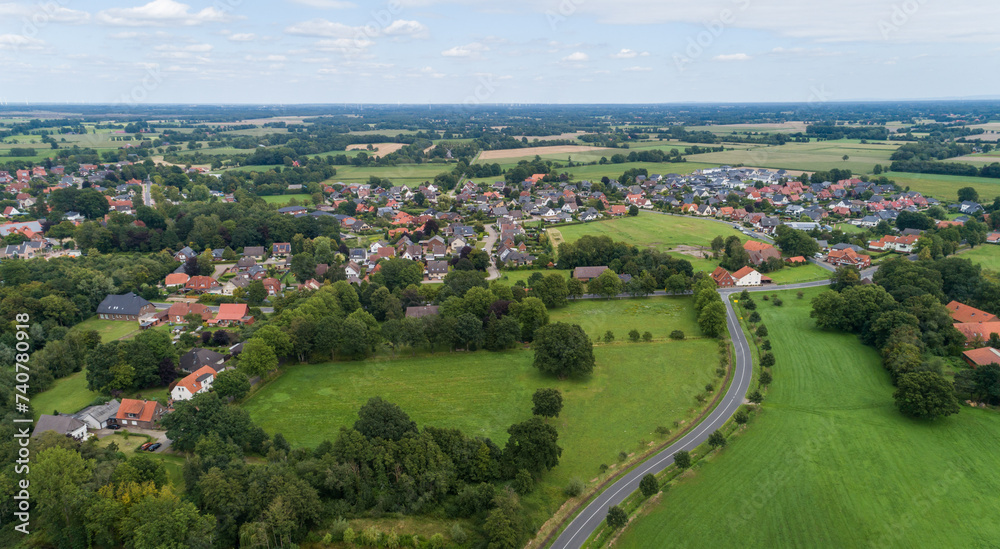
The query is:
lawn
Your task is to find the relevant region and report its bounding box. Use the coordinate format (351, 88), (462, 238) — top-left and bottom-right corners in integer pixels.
(327, 163), (452, 188)
(497, 269), (574, 284)
(617, 287), (1000, 548)
(262, 194), (312, 205)
(562, 162), (720, 182)
(835, 223), (865, 234)
(95, 433), (186, 491)
(70, 317), (141, 342)
(243, 306), (720, 527)
(684, 139), (898, 173)
(31, 371), (99, 419)
(549, 296), (700, 342)
(956, 245), (1000, 272)
(886, 171), (1000, 202)
(763, 263), (831, 285)
(553, 213), (754, 253)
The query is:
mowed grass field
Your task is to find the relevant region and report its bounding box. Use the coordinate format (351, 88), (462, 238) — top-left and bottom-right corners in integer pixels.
(243, 297), (720, 524)
(762, 263), (832, 284)
(31, 371), (99, 420)
(550, 296), (701, 342)
(261, 194), (313, 205)
(617, 287), (1000, 548)
(684, 140), (898, 173)
(70, 317), (142, 342)
(956, 245), (1000, 272)
(553, 213), (752, 252)
(886, 171), (1000, 202)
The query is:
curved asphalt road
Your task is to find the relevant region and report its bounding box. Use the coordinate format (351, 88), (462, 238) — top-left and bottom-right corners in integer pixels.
(548, 271), (879, 549)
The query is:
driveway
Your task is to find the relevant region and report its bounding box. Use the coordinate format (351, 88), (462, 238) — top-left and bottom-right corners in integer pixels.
(93, 427), (173, 453)
(484, 225), (500, 280)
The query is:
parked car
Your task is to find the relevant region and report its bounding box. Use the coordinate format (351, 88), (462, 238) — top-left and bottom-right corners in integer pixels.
(139, 442), (153, 450)
(147, 443), (161, 452)
(106, 424), (121, 430)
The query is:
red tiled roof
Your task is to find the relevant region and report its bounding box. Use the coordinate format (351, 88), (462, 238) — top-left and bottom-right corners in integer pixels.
(955, 322), (1000, 343)
(116, 399), (160, 423)
(743, 241), (773, 252)
(947, 301), (999, 324)
(733, 266), (757, 279)
(213, 303), (249, 322)
(165, 273), (190, 286)
(176, 365), (216, 395)
(963, 347), (1000, 367)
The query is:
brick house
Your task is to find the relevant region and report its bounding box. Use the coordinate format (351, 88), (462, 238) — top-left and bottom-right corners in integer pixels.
(113, 399), (166, 430)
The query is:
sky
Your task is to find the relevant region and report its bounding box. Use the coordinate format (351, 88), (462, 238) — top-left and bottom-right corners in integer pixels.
(0, 0), (998, 105)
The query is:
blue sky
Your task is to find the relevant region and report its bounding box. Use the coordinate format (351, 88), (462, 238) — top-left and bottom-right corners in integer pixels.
(0, 0), (997, 104)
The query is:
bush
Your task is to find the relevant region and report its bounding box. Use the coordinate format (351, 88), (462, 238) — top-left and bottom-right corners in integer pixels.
(618, 451), (628, 462)
(599, 463), (609, 472)
(343, 528), (356, 545)
(773, 297), (783, 306)
(705, 383), (715, 393)
(628, 329), (641, 342)
(655, 425), (670, 436)
(797, 291), (804, 299)
(329, 517), (350, 541)
(673, 450), (691, 469)
(761, 339), (771, 350)
(761, 352), (775, 367)
(564, 477), (585, 497)
(669, 330), (685, 340)
(761, 295), (769, 301)
(603, 330), (615, 343)
(748, 390), (764, 404)
(748, 311), (761, 323)
(642, 331), (653, 342)
(639, 473), (659, 497)
(708, 430), (727, 449)
(716, 367), (726, 377)
(359, 526), (380, 546)
(756, 325), (768, 338)
(450, 524), (468, 545)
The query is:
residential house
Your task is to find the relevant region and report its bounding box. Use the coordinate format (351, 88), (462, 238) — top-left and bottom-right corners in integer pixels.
(344, 261), (362, 278)
(114, 399), (166, 430)
(826, 248), (872, 269)
(32, 415), (88, 440)
(235, 257), (257, 271)
(954, 322), (1000, 346)
(97, 293), (155, 321)
(171, 365), (216, 402)
(73, 400), (120, 430)
(208, 303), (254, 327)
(220, 274), (250, 296)
(711, 267), (736, 288)
(744, 241), (781, 266)
(185, 276), (220, 293)
(165, 302), (212, 323)
(174, 246), (196, 262)
(573, 266), (610, 282)
(426, 260), (449, 280)
(868, 234), (919, 253)
(164, 273), (190, 288)
(962, 347), (1000, 368)
(180, 348), (226, 374)
(271, 242), (291, 257)
(732, 266), (763, 287)
(243, 246), (265, 261)
(262, 278), (282, 296)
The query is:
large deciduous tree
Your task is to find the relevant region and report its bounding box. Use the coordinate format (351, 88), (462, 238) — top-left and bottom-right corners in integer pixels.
(531, 323), (595, 379)
(893, 371), (960, 419)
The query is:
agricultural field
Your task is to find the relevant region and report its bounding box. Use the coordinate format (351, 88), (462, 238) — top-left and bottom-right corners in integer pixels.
(617, 287), (1000, 548)
(683, 139), (898, 173)
(562, 161), (720, 182)
(552, 213), (753, 253)
(243, 300), (721, 525)
(345, 142), (407, 155)
(327, 163), (452, 187)
(887, 171), (1000, 202)
(684, 122), (810, 134)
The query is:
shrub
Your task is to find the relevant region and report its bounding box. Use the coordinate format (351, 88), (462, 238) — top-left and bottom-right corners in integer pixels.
(628, 329), (641, 342)
(639, 473), (659, 497)
(329, 517), (350, 541)
(359, 526), (380, 547)
(564, 477), (585, 497)
(705, 383), (715, 393)
(761, 339), (771, 350)
(761, 294), (769, 301)
(618, 451), (628, 462)
(748, 311), (761, 323)
(599, 463), (609, 472)
(761, 352), (775, 367)
(642, 331), (653, 342)
(603, 330), (615, 343)
(708, 430), (727, 449)
(797, 291), (804, 299)
(716, 367), (726, 377)
(773, 297), (783, 306)
(674, 450), (691, 469)
(450, 524), (467, 545)
(756, 325), (768, 337)
(669, 330), (685, 340)
(654, 425), (670, 436)
(429, 533), (445, 549)
(748, 390), (764, 404)
(343, 528), (356, 545)
(735, 409), (749, 424)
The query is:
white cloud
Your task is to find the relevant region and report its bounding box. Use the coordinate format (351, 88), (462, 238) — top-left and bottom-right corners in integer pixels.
(155, 43), (213, 52)
(563, 51), (589, 62)
(383, 20), (429, 39)
(286, 19), (361, 38)
(97, 0), (232, 27)
(0, 2), (90, 23)
(0, 34), (45, 50)
(228, 33), (257, 42)
(109, 32), (140, 39)
(288, 0), (356, 8)
(622, 66), (652, 71)
(314, 38), (373, 54)
(714, 53), (752, 61)
(441, 42), (488, 57)
(612, 48), (639, 58)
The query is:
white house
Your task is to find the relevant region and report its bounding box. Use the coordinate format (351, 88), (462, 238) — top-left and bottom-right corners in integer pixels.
(73, 400), (120, 430)
(733, 266), (763, 287)
(33, 415), (88, 440)
(170, 365), (216, 402)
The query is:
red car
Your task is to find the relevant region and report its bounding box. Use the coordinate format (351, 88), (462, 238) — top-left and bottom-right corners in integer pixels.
(139, 442), (153, 450)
